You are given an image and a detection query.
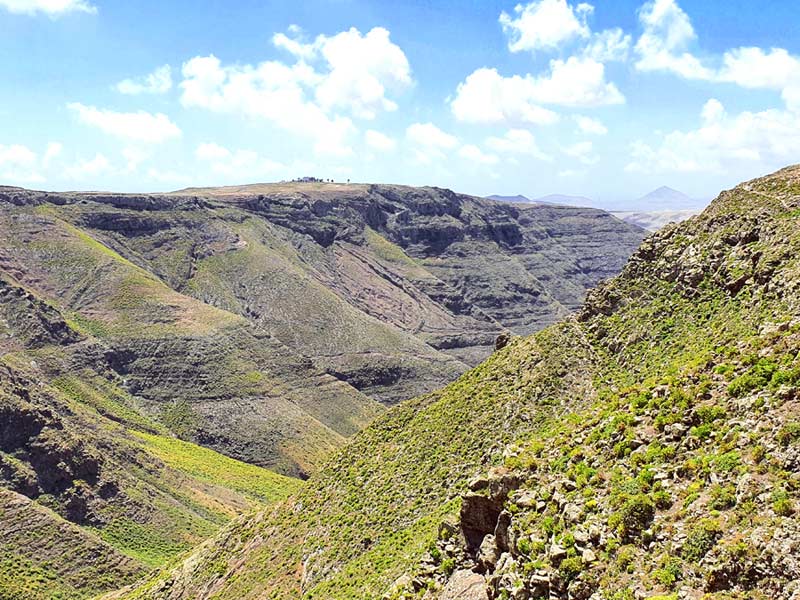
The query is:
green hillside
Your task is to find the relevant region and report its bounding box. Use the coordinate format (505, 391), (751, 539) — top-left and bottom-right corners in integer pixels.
(0, 277), (300, 599)
(112, 167), (800, 599)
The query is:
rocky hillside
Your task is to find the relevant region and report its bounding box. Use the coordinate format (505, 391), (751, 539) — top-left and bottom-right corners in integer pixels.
(111, 166), (800, 600)
(0, 183), (642, 477)
(0, 274), (300, 599)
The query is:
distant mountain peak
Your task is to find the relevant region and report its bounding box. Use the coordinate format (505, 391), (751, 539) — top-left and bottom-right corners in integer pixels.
(635, 185), (701, 210)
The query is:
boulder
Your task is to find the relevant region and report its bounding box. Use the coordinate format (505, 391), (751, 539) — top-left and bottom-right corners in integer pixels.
(440, 570), (489, 600)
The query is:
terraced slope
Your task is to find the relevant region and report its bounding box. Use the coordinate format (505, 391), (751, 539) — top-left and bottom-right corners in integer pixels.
(0, 184), (642, 474)
(113, 166), (800, 599)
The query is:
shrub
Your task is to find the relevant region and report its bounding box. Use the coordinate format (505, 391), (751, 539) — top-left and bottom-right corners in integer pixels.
(559, 557), (582, 583)
(777, 423), (800, 447)
(709, 484), (737, 510)
(772, 490), (795, 516)
(682, 519), (722, 561)
(654, 556), (682, 588)
(440, 557), (455, 575)
(611, 494), (655, 539)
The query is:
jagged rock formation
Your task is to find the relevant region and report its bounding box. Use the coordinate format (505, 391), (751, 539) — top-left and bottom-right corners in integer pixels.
(111, 166), (800, 600)
(0, 183), (642, 476)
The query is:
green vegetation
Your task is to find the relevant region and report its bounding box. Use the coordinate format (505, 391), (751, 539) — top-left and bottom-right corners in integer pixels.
(114, 166), (800, 599)
(133, 431), (302, 504)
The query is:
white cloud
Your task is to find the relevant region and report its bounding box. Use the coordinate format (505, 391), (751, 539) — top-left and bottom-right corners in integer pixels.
(625, 98), (800, 174)
(406, 123), (458, 149)
(42, 141), (63, 166)
(195, 142), (230, 161)
(451, 58), (622, 125)
(0, 144), (42, 182)
(716, 47), (800, 110)
(451, 68), (558, 125)
(562, 140), (598, 164)
(406, 122), (458, 164)
(121, 147), (149, 173)
(364, 129), (396, 152)
(68, 103), (181, 143)
(0, 0), (95, 16)
(65, 153), (111, 180)
(180, 26), (410, 157)
(458, 144), (500, 165)
(195, 143), (285, 179)
(584, 27), (631, 62)
(485, 129), (550, 161)
(499, 0), (592, 54)
(633, 0), (800, 113)
(313, 27), (412, 119)
(527, 56), (624, 106)
(116, 65), (173, 95)
(574, 115), (607, 135)
(180, 55), (353, 157)
(634, 0), (710, 79)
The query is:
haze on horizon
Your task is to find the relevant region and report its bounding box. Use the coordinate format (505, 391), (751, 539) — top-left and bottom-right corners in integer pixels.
(2, 0), (800, 208)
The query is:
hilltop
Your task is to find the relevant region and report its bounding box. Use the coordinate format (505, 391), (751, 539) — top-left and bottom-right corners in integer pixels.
(113, 165), (800, 599)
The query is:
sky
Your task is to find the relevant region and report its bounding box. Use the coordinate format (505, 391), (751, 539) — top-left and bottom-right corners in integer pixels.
(2, 0), (800, 209)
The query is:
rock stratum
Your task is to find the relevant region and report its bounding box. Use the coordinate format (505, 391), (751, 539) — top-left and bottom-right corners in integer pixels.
(110, 166), (800, 600)
(0, 182), (643, 476)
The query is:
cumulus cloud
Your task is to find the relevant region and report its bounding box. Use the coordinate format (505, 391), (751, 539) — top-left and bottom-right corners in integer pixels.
(633, 0), (800, 106)
(500, 0), (592, 54)
(485, 129), (550, 161)
(574, 115), (608, 135)
(625, 98), (800, 174)
(180, 26), (411, 157)
(0, 144), (42, 182)
(195, 143), (286, 179)
(458, 144), (499, 166)
(313, 27), (412, 119)
(0, 0), (95, 16)
(634, 0), (710, 79)
(364, 129), (396, 152)
(562, 140), (598, 164)
(583, 27), (631, 62)
(630, 0), (800, 172)
(64, 153), (111, 180)
(451, 58), (622, 125)
(406, 122), (458, 164)
(116, 65), (173, 95)
(42, 142), (63, 166)
(68, 103), (181, 143)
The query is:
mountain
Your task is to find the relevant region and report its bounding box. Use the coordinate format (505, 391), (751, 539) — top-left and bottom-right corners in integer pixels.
(0, 183), (643, 477)
(486, 194), (533, 203)
(488, 194), (598, 207)
(635, 186), (705, 211)
(612, 208), (700, 231)
(0, 182), (644, 597)
(113, 165), (800, 600)
(534, 193), (596, 207)
(0, 273), (301, 599)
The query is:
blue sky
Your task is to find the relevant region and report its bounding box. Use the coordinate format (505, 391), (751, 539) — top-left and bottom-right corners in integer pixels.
(2, 0), (800, 209)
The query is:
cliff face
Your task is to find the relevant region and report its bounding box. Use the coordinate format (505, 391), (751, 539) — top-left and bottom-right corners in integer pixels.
(112, 166), (800, 600)
(0, 183), (643, 476)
